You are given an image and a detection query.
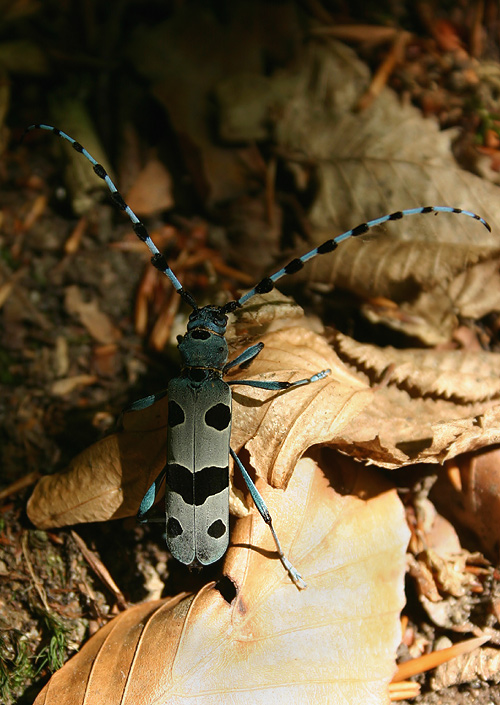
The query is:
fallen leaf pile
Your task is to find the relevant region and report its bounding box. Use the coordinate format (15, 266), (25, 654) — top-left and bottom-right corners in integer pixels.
(33, 456), (409, 705)
(8, 5), (500, 703)
(27, 290), (500, 701)
(215, 40), (500, 344)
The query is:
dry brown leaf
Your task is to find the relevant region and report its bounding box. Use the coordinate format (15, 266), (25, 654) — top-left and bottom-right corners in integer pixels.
(125, 156), (174, 216)
(405, 508), (489, 634)
(28, 320), (372, 528)
(176, 37), (500, 343)
(228, 327), (372, 492)
(348, 242), (500, 344)
(27, 292), (500, 530)
(33, 455), (410, 705)
(274, 41), (500, 236)
(270, 41), (500, 343)
(127, 28), (500, 343)
(64, 285), (121, 345)
(27, 397), (169, 528)
(334, 384), (500, 468)
(127, 4), (269, 205)
(330, 332), (500, 468)
(433, 449), (500, 562)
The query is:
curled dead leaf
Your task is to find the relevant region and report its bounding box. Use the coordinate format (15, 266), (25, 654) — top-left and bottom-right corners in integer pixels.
(34, 455), (410, 705)
(430, 644), (500, 690)
(433, 448), (500, 562)
(229, 327), (372, 490)
(331, 332), (500, 468)
(334, 330), (500, 402)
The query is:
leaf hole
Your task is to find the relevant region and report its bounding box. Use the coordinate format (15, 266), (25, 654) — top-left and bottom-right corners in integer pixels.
(214, 575), (238, 604)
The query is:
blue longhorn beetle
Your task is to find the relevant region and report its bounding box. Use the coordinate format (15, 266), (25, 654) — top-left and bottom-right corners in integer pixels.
(25, 124), (490, 589)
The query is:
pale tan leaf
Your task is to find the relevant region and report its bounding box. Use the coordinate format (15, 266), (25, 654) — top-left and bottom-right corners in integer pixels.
(64, 285), (121, 344)
(34, 455), (410, 705)
(50, 374), (98, 396)
(334, 384), (500, 469)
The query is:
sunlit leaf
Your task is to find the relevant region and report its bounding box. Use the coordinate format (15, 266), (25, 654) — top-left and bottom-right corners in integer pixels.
(34, 455), (410, 705)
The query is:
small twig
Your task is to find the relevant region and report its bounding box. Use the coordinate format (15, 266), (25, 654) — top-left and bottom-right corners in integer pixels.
(0, 470), (40, 501)
(389, 679), (420, 700)
(70, 530), (128, 610)
(356, 31), (411, 111)
(265, 156), (277, 228)
(392, 634), (490, 682)
(21, 532), (51, 612)
(310, 24), (399, 45)
(64, 215), (88, 254)
(469, 0), (484, 59)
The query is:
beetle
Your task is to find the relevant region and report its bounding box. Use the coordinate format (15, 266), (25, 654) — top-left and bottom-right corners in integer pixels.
(25, 124), (490, 588)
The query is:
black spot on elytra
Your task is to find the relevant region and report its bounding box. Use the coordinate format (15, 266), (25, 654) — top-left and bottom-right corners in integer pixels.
(195, 466), (228, 505)
(168, 400), (185, 427)
(166, 464), (228, 505)
(205, 403), (231, 431)
(167, 517), (183, 537)
(207, 519), (226, 538)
